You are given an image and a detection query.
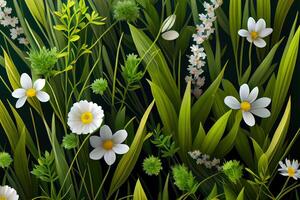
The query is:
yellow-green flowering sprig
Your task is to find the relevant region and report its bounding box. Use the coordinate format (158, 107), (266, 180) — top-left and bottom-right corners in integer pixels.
(62, 134), (79, 150)
(222, 160), (243, 184)
(121, 54), (143, 90)
(0, 152), (13, 168)
(142, 156), (162, 176)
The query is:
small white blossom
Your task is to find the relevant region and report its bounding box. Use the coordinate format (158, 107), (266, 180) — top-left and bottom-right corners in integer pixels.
(0, 185), (19, 200)
(278, 159), (300, 180)
(0, 0), (7, 8)
(10, 27), (23, 40)
(161, 14), (179, 41)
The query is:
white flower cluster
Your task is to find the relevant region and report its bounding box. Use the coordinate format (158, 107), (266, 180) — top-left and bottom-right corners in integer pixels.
(188, 150), (221, 171)
(0, 0), (28, 45)
(186, 0), (222, 98)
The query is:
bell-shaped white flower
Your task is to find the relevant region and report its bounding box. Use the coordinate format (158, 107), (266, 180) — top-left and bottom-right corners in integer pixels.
(278, 159), (300, 180)
(89, 125), (129, 165)
(67, 100), (104, 135)
(161, 15), (179, 41)
(224, 84), (271, 127)
(238, 17), (273, 48)
(12, 73), (50, 108)
(0, 185), (19, 200)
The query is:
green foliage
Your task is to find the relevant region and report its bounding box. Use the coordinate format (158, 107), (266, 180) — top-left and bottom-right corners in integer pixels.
(121, 54), (143, 90)
(172, 165), (198, 193)
(91, 78), (108, 95)
(28, 47), (58, 76)
(0, 152), (13, 168)
(222, 160), (243, 184)
(62, 134), (79, 150)
(142, 155), (162, 176)
(113, 0), (140, 22)
(32, 151), (58, 182)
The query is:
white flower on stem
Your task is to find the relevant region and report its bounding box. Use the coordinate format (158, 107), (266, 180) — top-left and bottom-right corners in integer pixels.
(0, 185), (19, 200)
(12, 73), (50, 108)
(238, 17), (273, 48)
(3, 7), (11, 15)
(0, 0), (7, 8)
(89, 125), (129, 165)
(278, 159), (300, 180)
(161, 14), (179, 41)
(224, 84), (271, 127)
(67, 100), (104, 135)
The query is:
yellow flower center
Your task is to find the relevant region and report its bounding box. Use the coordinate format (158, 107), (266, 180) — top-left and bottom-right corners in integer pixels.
(80, 112), (93, 124)
(250, 31), (258, 40)
(240, 101), (251, 112)
(288, 167), (296, 177)
(26, 88), (36, 97)
(0, 196), (7, 200)
(102, 140), (114, 150)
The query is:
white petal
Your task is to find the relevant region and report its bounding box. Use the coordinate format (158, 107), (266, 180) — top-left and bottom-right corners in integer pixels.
(112, 130), (128, 144)
(20, 73), (32, 89)
(246, 36), (254, 43)
(89, 136), (102, 148)
(16, 96), (27, 108)
(254, 38), (266, 48)
(89, 148), (105, 160)
(255, 18), (266, 33)
(162, 15), (176, 32)
(238, 29), (249, 37)
(242, 111), (255, 126)
(248, 87), (259, 103)
(259, 28), (273, 38)
(247, 17), (256, 32)
(224, 96), (240, 109)
(104, 151), (116, 165)
(239, 84), (250, 101)
(100, 125), (112, 139)
(12, 88), (25, 98)
(251, 97), (271, 109)
(36, 91), (50, 102)
(33, 79), (45, 91)
(162, 30), (179, 41)
(251, 108), (271, 118)
(113, 144), (129, 154)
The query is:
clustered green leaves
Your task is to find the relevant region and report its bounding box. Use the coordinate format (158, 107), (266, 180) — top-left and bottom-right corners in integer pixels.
(172, 165), (198, 193)
(113, 0), (140, 22)
(142, 155), (162, 176)
(62, 134), (79, 150)
(222, 160), (243, 184)
(28, 47), (58, 76)
(32, 151), (58, 182)
(91, 78), (108, 95)
(0, 152), (13, 168)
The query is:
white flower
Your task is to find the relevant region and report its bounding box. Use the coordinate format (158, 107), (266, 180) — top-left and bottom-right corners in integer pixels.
(3, 7), (11, 15)
(10, 27), (23, 40)
(89, 125), (129, 165)
(67, 100), (104, 135)
(238, 17), (273, 48)
(278, 159), (300, 180)
(18, 37), (29, 45)
(224, 84), (271, 127)
(12, 73), (50, 108)
(161, 15), (179, 41)
(0, 185), (19, 200)
(0, 0), (7, 8)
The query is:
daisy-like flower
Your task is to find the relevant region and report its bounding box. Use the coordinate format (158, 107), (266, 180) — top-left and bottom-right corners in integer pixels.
(12, 73), (50, 108)
(238, 17), (273, 48)
(224, 84), (271, 127)
(89, 125), (129, 165)
(67, 100), (104, 135)
(0, 185), (19, 200)
(278, 159), (300, 180)
(161, 15), (179, 41)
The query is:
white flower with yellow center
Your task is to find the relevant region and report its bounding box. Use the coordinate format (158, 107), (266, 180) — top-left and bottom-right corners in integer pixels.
(0, 185), (19, 200)
(67, 100), (104, 135)
(12, 73), (50, 108)
(238, 17), (273, 48)
(278, 159), (300, 180)
(89, 125), (129, 165)
(224, 84), (271, 127)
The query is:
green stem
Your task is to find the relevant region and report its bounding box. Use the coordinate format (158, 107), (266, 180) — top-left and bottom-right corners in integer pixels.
(248, 43), (253, 68)
(276, 177), (290, 199)
(94, 166), (111, 199)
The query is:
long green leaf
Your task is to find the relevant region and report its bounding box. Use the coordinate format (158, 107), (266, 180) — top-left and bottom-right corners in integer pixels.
(133, 179), (148, 200)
